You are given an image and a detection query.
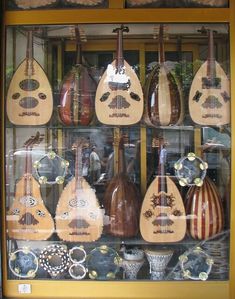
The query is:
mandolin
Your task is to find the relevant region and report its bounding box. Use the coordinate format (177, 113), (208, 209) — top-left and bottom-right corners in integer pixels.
(55, 138), (103, 242)
(7, 132), (55, 240)
(103, 137), (140, 237)
(59, 26), (96, 126)
(189, 28), (230, 126)
(140, 141), (186, 243)
(95, 25), (144, 126)
(6, 30), (53, 125)
(185, 176), (224, 240)
(143, 24), (183, 127)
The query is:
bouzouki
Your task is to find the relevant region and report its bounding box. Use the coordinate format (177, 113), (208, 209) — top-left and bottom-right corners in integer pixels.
(140, 142), (186, 243)
(103, 137), (140, 237)
(189, 28), (230, 126)
(95, 25), (144, 125)
(185, 176), (224, 240)
(55, 138), (103, 242)
(144, 24), (183, 127)
(59, 26), (96, 126)
(6, 30), (53, 125)
(7, 132), (55, 240)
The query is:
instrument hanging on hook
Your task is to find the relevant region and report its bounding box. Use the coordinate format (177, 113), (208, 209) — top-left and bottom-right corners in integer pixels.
(95, 25), (144, 126)
(7, 132), (55, 240)
(59, 26), (97, 126)
(143, 24), (183, 127)
(189, 27), (230, 126)
(7, 30), (53, 125)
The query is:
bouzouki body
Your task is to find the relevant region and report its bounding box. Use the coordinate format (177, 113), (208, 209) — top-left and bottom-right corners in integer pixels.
(7, 133), (54, 240)
(143, 25), (183, 126)
(185, 176), (224, 240)
(95, 26), (143, 126)
(59, 26), (96, 126)
(189, 29), (230, 126)
(103, 137), (140, 237)
(56, 139), (103, 242)
(140, 145), (186, 243)
(6, 31), (53, 125)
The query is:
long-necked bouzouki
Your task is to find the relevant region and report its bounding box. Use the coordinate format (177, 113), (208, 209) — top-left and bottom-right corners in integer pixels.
(95, 25), (143, 125)
(189, 28), (230, 126)
(103, 137), (140, 237)
(7, 132), (55, 240)
(6, 30), (53, 125)
(59, 26), (96, 126)
(55, 138), (103, 242)
(185, 176), (224, 240)
(140, 143), (186, 243)
(143, 25), (183, 127)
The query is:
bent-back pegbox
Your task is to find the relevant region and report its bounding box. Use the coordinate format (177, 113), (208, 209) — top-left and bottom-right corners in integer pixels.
(95, 25), (143, 125)
(7, 29), (53, 125)
(55, 138), (103, 242)
(189, 27), (230, 126)
(7, 132), (55, 240)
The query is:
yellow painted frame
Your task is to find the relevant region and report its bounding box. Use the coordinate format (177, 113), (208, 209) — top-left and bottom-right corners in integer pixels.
(1, 1), (235, 298)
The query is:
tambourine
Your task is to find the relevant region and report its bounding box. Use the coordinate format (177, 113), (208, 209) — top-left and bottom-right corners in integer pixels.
(174, 152), (208, 187)
(69, 263), (87, 280)
(179, 247), (214, 281)
(9, 248), (39, 278)
(39, 244), (70, 277)
(69, 246), (87, 264)
(86, 245), (121, 280)
(34, 151), (69, 185)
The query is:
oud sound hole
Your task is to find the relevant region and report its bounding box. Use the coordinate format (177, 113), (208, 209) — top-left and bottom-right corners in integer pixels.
(19, 97), (39, 109)
(12, 93), (21, 100)
(19, 79), (40, 91)
(38, 93), (47, 100)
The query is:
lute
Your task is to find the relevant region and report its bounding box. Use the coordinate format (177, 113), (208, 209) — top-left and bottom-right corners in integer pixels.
(59, 26), (96, 126)
(55, 138), (103, 242)
(143, 24), (183, 127)
(6, 30), (53, 125)
(140, 141), (186, 243)
(7, 132), (55, 240)
(103, 137), (140, 237)
(95, 25), (144, 125)
(189, 28), (230, 126)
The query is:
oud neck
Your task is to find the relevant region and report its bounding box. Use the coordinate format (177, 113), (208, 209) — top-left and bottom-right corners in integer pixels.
(25, 147), (33, 175)
(75, 146), (83, 184)
(26, 30), (34, 61)
(158, 25), (165, 64)
(207, 30), (216, 79)
(118, 138), (126, 174)
(75, 26), (82, 65)
(114, 26), (129, 71)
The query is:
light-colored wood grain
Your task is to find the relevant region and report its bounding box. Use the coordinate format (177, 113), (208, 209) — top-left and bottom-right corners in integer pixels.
(7, 58), (53, 125)
(140, 175), (186, 243)
(7, 175), (55, 240)
(95, 60), (143, 125)
(189, 61), (230, 126)
(56, 177), (103, 242)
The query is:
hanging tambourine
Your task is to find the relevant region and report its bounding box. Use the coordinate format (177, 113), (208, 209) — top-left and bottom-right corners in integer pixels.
(174, 152), (208, 187)
(34, 151), (69, 185)
(9, 247), (39, 278)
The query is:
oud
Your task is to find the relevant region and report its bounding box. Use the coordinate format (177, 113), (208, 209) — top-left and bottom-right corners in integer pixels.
(95, 25), (143, 126)
(59, 26), (96, 126)
(144, 24), (183, 127)
(189, 28), (230, 126)
(140, 142), (186, 243)
(6, 30), (53, 125)
(7, 132), (55, 240)
(103, 137), (140, 237)
(56, 138), (103, 242)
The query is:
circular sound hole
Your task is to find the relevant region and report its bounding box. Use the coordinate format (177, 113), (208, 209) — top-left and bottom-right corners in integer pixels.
(38, 93), (47, 100)
(19, 79), (40, 91)
(19, 97), (39, 109)
(12, 92), (21, 100)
